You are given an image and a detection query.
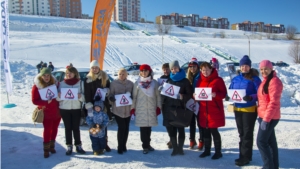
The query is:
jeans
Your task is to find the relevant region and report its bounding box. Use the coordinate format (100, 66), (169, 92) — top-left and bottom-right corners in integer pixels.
(257, 118), (279, 169)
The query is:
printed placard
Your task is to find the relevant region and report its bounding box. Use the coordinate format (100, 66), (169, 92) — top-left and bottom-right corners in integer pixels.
(157, 78), (168, 86)
(94, 88), (107, 101)
(186, 98), (200, 115)
(195, 87), (212, 101)
(61, 88), (78, 100)
(38, 84), (58, 100)
(115, 93), (132, 107)
(160, 83), (180, 99)
(228, 89), (246, 103)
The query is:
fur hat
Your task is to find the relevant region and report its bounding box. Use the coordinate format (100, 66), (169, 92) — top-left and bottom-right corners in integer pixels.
(239, 55), (252, 67)
(40, 67), (52, 76)
(259, 60), (273, 70)
(188, 57), (199, 67)
(94, 95), (104, 111)
(169, 60), (180, 69)
(90, 60), (100, 68)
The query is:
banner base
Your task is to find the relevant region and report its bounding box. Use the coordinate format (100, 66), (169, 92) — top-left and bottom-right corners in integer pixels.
(3, 103), (16, 108)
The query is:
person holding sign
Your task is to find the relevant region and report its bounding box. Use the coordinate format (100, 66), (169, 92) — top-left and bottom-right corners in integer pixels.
(196, 62), (226, 160)
(130, 64), (161, 154)
(256, 60), (283, 169)
(31, 67), (61, 158)
(56, 66), (86, 155)
(84, 60), (112, 152)
(160, 60), (193, 156)
(226, 55), (261, 166)
(109, 68), (134, 154)
(186, 57), (204, 150)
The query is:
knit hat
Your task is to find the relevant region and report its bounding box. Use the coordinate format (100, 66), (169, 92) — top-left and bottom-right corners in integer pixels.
(94, 95), (104, 111)
(212, 57), (217, 63)
(40, 67), (52, 76)
(259, 60), (273, 70)
(90, 60), (100, 68)
(188, 57), (199, 67)
(140, 64), (151, 71)
(162, 63), (169, 69)
(239, 55), (252, 67)
(169, 60), (180, 69)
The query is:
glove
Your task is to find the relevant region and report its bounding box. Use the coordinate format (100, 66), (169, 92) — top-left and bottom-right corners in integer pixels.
(158, 86), (164, 92)
(130, 109), (135, 116)
(125, 92), (131, 96)
(109, 96), (116, 102)
(156, 107), (161, 116)
(243, 95), (252, 101)
(87, 108), (93, 117)
(225, 95), (230, 101)
(260, 120), (268, 130)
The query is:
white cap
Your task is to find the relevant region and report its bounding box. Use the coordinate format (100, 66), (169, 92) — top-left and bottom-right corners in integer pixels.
(90, 60), (100, 68)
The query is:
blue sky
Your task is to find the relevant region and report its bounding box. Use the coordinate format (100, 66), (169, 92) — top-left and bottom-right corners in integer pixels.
(82, 0), (300, 30)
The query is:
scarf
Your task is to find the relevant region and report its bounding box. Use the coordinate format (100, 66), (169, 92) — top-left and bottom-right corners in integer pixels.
(170, 69), (186, 82)
(138, 76), (155, 97)
(64, 78), (79, 85)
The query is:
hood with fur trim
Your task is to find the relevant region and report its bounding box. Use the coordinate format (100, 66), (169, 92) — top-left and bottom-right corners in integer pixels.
(34, 74), (58, 89)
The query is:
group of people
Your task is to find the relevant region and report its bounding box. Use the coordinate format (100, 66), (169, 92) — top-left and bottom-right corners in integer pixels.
(36, 61), (54, 73)
(31, 56), (283, 169)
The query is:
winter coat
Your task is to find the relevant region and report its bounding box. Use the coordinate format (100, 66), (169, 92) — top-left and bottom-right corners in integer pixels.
(48, 65), (54, 71)
(109, 79), (134, 118)
(86, 111), (109, 138)
(196, 69), (227, 128)
(161, 76), (193, 127)
(257, 71), (283, 122)
(131, 79), (161, 127)
(229, 68), (261, 112)
(191, 71), (200, 91)
(31, 75), (61, 120)
(56, 80), (85, 110)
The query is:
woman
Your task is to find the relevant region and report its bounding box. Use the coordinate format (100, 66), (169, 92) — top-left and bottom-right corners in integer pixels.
(130, 64), (161, 154)
(84, 60), (111, 152)
(186, 57), (204, 150)
(57, 66), (85, 155)
(161, 60), (193, 156)
(196, 62), (226, 160)
(31, 67), (61, 158)
(227, 55), (261, 166)
(109, 68), (134, 154)
(257, 60), (283, 169)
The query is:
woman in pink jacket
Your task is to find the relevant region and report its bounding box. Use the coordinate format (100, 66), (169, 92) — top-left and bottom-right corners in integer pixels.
(256, 60), (283, 169)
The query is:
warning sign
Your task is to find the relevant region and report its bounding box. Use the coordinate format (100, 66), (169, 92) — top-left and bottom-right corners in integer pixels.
(61, 88), (78, 100)
(165, 86), (174, 96)
(160, 83), (180, 99)
(94, 88), (107, 101)
(120, 95), (129, 104)
(157, 78), (168, 86)
(186, 98), (199, 115)
(65, 89), (74, 99)
(195, 87), (212, 101)
(115, 93), (132, 107)
(38, 84), (58, 100)
(227, 89), (246, 103)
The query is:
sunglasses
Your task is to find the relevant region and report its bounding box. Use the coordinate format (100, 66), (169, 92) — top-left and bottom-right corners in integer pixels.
(189, 65), (198, 68)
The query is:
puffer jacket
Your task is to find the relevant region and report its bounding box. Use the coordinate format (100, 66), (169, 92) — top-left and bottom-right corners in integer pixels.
(109, 79), (134, 118)
(131, 79), (161, 127)
(86, 111), (109, 138)
(196, 69), (227, 128)
(257, 71), (283, 122)
(31, 75), (61, 120)
(229, 68), (261, 112)
(56, 80), (85, 110)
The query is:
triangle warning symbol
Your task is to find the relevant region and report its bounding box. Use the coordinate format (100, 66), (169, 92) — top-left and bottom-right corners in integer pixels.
(65, 89), (75, 99)
(198, 89), (208, 99)
(189, 103), (196, 111)
(231, 91), (242, 101)
(165, 86), (174, 96)
(45, 89), (55, 99)
(120, 95), (129, 105)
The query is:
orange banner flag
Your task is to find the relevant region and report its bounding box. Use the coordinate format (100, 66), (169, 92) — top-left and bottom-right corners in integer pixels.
(90, 0), (115, 69)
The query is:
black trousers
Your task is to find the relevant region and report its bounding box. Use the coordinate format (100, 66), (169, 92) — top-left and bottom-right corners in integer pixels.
(203, 128), (221, 141)
(140, 127), (152, 149)
(168, 126), (185, 139)
(115, 115), (131, 150)
(189, 113), (204, 141)
(234, 111), (257, 161)
(60, 109), (82, 145)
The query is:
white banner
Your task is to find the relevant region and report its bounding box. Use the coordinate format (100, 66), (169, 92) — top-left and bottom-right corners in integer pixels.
(1, 0), (13, 94)
(61, 88), (78, 100)
(115, 93), (132, 107)
(38, 85), (58, 100)
(195, 87), (212, 101)
(227, 89), (246, 103)
(160, 83), (180, 99)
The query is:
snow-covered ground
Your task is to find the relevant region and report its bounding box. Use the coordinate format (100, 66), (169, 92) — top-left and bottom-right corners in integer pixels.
(1, 14), (300, 169)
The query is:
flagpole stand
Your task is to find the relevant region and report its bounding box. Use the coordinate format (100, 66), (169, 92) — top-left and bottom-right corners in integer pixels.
(3, 93), (16, 108)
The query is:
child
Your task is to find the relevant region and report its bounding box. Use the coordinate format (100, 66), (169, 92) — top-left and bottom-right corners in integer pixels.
(86, 96), (109, 155)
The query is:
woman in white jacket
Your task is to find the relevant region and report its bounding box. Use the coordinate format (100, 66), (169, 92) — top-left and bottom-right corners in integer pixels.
(57, 66), (86, 155)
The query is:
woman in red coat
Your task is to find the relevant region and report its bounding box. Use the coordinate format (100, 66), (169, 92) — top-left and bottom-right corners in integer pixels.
(196, 62), (227, 160)
(31, 68), (61, 158)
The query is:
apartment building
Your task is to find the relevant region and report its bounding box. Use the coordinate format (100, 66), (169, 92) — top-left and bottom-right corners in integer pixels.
(231, 21), (285, 33)
(156, 13), (230, 29)
(112, 0), (141, 22)
(9, 0), (82, 19)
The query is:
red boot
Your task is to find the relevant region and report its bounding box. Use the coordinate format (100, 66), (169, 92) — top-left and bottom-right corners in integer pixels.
(189, 139), (197, 149)
(198, 139), (204, 150)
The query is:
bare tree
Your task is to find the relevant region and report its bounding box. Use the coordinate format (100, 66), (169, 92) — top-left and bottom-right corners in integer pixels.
(155, 24), (163, 34)
(220, 31), (226, 38)
(289, 40), (300, 64)
(286, 25), (298, 40)
(156, 19), (172, 35)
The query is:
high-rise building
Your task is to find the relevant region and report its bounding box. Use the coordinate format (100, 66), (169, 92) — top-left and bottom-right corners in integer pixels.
(113, 0), (141, 22)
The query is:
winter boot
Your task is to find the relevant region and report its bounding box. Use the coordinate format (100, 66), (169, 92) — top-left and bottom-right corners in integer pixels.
(212, 140), (222, 160)
(198, 139), (204, 150)
(76, 144), (86, 154)
(66, 145), (73, 156)
(117, 146), (123, 154)
(199, 138), (211, 158)
(170, 137), (178, 156)
(189, 139), (197, 149)
(50, 140), (56, 154)
(178, 138), (185, 155)
(43, 142), (50, 158)
(167, 140), (173, 149)
(105, 138), (111, 152)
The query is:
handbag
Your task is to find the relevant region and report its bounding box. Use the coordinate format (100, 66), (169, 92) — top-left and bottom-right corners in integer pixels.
(169, 105), (194, 127)
(32, 107), (44, 123)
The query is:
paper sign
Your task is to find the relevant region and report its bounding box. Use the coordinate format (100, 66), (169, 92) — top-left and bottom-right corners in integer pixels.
(157, 78), (168, 86)
(228, 89), (246, 103)
(38, 84), (58, 100)
(61, 88), (78, 100)
(195, 87), (212, 101)
(115, 93), (132, 107)
(94, 88), (107, 101)
(160, 83), (180, 99)
(186, 98), (199, 115)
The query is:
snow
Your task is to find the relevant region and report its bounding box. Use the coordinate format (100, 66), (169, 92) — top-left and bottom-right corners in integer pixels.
(1, 14), (300, 169)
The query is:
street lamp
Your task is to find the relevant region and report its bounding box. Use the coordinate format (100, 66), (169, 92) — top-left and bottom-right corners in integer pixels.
(244, 33), (250, 57)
